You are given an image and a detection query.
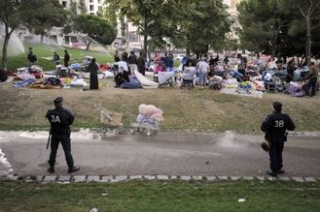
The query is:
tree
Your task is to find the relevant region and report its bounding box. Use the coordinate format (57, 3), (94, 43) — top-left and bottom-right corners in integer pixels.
(174, 0), (231, 57)
(73, 14), (116, 50)
(105, 0), (231, 55)
(237, 0), (293, 57)
(279, 0), (320, 64)
(0, 0), (65, 70)
(105, 0), (167, 54)
(26, 0), (66, 43)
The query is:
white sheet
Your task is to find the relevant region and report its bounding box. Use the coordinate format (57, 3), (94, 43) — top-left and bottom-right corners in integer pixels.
(134, 70), (159, 89)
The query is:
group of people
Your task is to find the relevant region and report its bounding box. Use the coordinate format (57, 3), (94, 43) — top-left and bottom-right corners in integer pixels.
(263, 58), (319, 97)
(153, 51), (175, 72)
(27, 47), (71, 67)
(113, 50), (146, 88)
(52, 50), (71, 67)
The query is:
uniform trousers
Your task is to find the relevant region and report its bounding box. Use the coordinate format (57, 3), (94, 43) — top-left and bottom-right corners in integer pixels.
(48, 133), (74, 168)
(268, 140), (284, 172)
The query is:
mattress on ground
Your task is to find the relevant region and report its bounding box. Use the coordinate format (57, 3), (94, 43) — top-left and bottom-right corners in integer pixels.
(134, 70), (159, 89)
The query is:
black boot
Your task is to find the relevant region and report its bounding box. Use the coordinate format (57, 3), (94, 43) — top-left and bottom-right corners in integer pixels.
(68, 166), (80, 173)
(47, 166), (55, 173)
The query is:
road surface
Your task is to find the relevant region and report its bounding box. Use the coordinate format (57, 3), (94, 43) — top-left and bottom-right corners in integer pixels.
(0, 130), (319, 177)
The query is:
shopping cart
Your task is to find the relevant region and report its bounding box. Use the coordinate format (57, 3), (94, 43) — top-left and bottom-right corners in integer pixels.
(93, 104), (124, 136)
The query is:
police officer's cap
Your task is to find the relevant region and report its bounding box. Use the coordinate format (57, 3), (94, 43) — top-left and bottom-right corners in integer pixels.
(273, 101), (282, 112)
(54, 97), (63, 104)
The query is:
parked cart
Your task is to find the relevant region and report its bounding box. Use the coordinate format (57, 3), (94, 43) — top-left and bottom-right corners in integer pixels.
(94, 104), (123, 136)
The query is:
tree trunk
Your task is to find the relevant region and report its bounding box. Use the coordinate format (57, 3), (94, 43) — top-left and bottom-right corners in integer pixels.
(1, 34), (10, 70)
(1, 24), (14, 70)
(143, 12), (148, 55)
(186, 47), (190, 57)
(271, 29), (280, 58)
(306, 15), (312, 65)
(40, 34), (44, 43)
(86, 40), (92, 51)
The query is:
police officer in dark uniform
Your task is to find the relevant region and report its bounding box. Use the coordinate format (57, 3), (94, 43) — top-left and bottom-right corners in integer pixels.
(261, 102), (295, 177)
(46, 97), (80, 173)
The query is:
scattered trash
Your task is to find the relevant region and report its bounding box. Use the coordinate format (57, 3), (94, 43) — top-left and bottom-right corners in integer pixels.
(238, 198), (246, 203)
(90, 208), (99, 212)
(101, 189), (108, 196)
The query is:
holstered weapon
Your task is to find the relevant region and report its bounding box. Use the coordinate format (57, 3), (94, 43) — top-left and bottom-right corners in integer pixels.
(46, 131), (52, 149)
(284, 132), (288, 142)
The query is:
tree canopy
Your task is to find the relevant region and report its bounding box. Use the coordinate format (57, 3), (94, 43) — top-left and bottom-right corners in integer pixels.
(237, 0), (320, 62)
(104, 0), (232, 55)
(73, 14), (116, 50)
(0, 0), (66, 69)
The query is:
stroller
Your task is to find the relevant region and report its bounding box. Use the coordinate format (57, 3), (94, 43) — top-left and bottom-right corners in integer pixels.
(56, 64), (69, 77)
(208, 75), (223, 90)
(263, 71), (284, 93)
(180, 66), (197, 89)
(131, 104), (163, 136)
(158, 71), (175, 88)
(236, 81), (252, 94)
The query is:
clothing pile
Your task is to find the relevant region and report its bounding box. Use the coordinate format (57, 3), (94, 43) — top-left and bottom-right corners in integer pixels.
(136, 104), (164, 129)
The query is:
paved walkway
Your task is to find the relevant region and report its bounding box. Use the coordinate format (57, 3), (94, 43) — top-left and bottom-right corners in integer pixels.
(0, 130), (320, 182)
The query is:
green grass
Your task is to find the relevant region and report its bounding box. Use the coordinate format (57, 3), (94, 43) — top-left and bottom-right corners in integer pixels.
(0, 180), (319, 212)
(0, 81), (320, 132)
(4, 42), (180, 71)
(5, 42), (113, 71)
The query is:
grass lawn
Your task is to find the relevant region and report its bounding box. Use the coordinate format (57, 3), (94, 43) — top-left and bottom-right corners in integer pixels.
(5, 42), (113, 71)
(0, 180), (319, 212)
(0, 79), (319, 132)
(4, 42), (180, 71)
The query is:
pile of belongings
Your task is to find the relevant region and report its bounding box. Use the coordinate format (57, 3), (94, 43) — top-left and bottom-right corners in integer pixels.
(136, 104), (164, 129)
(28, 77), (63, 89)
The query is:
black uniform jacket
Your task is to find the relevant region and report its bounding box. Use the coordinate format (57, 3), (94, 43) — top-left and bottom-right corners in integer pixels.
(46, 108), (74, 134)
(261, 112), (295, 142)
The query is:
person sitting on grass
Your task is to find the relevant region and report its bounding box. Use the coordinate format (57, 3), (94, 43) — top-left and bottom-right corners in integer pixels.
(114, 65), (130, 88)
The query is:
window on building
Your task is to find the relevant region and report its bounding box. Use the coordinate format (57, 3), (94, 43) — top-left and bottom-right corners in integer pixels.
(62, 1), (67, 7)
(89, 0), (94, 3)
(90, 5), (94, 11)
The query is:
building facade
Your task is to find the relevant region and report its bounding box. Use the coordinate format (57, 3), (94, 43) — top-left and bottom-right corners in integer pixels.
(59, 0), (104, 15)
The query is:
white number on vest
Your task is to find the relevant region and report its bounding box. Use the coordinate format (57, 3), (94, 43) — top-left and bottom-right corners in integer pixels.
(50, 115), (61, 123)
(274, 120), (284, 128)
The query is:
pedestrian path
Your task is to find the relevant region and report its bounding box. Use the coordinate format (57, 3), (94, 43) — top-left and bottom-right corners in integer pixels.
(2, 174), (319, 184)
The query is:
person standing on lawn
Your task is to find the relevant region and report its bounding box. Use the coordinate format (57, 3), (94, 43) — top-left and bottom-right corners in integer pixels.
(260, 102), (295, 177)
(64, 50), (70, 67)
(304, 62), (319, 97)
(137, 51), (146, 76)
(88, 58), (99, 90)
(196, 56), (210, 90)
(53, 52), (60, 65)
(46, 97), (80, 174)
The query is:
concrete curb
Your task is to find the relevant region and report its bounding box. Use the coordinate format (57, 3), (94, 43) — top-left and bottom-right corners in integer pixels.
(1, 175), (319, 184)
